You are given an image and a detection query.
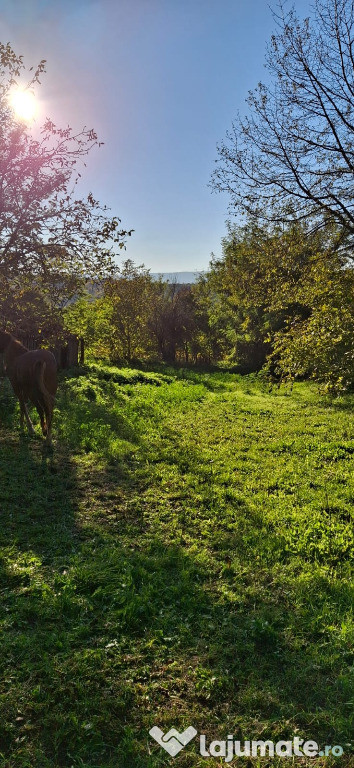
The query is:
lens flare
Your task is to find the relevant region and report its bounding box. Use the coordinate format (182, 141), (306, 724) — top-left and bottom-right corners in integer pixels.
(9, 88), (37, 121)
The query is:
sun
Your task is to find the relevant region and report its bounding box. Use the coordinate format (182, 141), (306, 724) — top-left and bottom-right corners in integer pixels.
(9, 87), (37, 121)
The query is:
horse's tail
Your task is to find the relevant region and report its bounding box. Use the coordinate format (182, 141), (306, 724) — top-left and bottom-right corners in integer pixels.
(34, 360), (55, 433)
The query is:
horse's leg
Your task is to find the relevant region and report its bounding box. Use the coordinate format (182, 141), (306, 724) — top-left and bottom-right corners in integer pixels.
(45, 400), (54, 446)
(19, 397), (36, 437)
(33, 398), (47, 436)
(37, 408), (47, 436)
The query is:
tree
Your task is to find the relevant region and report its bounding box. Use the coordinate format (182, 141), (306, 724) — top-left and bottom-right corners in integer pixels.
(199, 220), (354, 388)
(0, 43), (132, 325)
(200, 222), (309, 371)
(212, 0), (354, 245)
(104, 260), (156, 362)
(148, 281), (196, 363)
(191, 273), (236, 364)
(1, 245), (89, 341)
(64, 294), (113, 361)
(266, 243), (354, 391)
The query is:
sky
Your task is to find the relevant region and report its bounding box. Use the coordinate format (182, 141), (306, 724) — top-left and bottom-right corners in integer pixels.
(0, 0), (311, 273)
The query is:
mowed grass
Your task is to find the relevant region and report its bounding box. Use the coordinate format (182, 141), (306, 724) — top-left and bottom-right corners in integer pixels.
(0, 364), (353, 768)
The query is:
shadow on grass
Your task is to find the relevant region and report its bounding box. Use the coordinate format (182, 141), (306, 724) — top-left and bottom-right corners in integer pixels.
(2, 515), (350, 766)
(0, 376), (352, 767)
(0, 433), (80, 559)
(321, 394), (354, 412)
(0, 376), (17, 428)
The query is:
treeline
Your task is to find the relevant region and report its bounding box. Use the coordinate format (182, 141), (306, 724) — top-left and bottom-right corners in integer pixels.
(63, 221), (353, 393)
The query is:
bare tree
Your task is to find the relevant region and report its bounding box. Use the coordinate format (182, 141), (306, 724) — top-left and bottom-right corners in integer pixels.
(212, 0), (354, 243)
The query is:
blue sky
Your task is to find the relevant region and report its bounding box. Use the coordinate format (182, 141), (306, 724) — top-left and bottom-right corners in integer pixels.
(1, 0), (311, 272)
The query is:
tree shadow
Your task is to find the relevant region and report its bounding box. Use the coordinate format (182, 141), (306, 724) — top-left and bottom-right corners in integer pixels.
(321, 394), (354, 412)
(0, 378), (351, 767)
(0, 432), (80, 561)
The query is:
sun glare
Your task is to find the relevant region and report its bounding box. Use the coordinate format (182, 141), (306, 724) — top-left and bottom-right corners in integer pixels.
(9, 88), (37, 121)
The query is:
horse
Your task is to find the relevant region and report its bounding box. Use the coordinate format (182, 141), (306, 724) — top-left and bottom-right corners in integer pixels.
(0, 331), (57, 445)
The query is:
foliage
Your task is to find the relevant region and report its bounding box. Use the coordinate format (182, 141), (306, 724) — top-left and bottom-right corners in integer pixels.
(212, 0), (354, 242)
(2, 263), (87, 342)
(200, 221), (354, 389)
(189, 274), (231, 364)
(104, 260), (157, 362)
(268, 255), (354, 392)
(148, 280), (196, 362)
(0, 363), (352, 766)
(64, 293), (114, 359)
(66, 266), (201, 365)
(199, 222), (309, 370)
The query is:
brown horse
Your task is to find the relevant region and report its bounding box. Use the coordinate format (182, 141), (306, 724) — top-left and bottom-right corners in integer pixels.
(0, 331), (57, 445)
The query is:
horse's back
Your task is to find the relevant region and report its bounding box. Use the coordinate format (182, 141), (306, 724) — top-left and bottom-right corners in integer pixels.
(12, 349), (57, 396)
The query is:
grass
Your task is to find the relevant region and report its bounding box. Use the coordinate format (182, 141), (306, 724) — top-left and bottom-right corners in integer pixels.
(0, 363), (353, 767)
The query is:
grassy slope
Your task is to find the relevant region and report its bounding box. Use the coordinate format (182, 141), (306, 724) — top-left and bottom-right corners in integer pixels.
(0, 365), (353, 768)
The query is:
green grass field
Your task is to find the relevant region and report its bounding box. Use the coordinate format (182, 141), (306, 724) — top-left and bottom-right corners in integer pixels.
(0, 364), (353, 768)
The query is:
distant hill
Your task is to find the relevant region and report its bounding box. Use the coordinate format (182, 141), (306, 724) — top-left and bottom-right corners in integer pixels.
(150, 271), (201, 284)
(84, 272), (202, 298)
